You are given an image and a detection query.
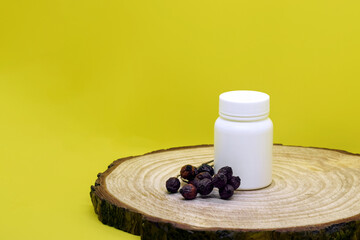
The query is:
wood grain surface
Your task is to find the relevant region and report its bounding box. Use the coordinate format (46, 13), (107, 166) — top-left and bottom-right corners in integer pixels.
(90, 145), (360, 239)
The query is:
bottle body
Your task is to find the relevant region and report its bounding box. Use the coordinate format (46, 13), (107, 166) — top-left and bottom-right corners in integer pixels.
(214, 116), (273, 190)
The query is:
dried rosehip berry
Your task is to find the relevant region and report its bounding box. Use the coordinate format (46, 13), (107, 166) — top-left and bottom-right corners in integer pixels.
(166, 177), (180, 193)
(180, 165), (198, 180)
(218, 166), (233, 180)
(179, 184), (197, 200)
(219, 184), (234, 199)
(192, 172), (212, 188)
(197, 178), (214, 196)
(188, 178), (198, 188)
(196, 172), (212, 180)
(229, 176), (241, 190)
(198, 164), (214, 176)
(212, 173), (227, 189)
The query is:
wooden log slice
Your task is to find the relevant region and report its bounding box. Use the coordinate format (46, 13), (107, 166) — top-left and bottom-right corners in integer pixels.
(90, 145), (360, 239)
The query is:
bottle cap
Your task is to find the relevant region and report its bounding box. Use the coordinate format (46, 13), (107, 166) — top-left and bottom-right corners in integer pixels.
(219, 90), (270, 119)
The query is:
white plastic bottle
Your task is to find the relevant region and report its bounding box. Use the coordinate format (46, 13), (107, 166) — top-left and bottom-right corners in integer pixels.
(214, 90), (273, 190)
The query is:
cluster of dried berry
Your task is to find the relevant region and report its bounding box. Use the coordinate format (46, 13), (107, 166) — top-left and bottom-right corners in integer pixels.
(166, 163), (241, 200)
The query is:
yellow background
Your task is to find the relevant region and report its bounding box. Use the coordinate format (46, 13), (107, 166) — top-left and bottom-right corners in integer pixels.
(1, 0), (360, 239)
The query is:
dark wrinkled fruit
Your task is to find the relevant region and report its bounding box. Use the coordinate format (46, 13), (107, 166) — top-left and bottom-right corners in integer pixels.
(219, 184), (234, 199)
(218, 166), (233, 180)
(180, 165), (198, 180)
(166, 177), (180, 193)
(189, 178), (199, 188)
(188, 170), (211, 188)
(196, 172), (212, 180)
(197, 178), (214, 196)
(229, 176), (241, 190)
(198, 164), (214, 176)
(212, 173), (227, 189)
(179, 184), (197, 200)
